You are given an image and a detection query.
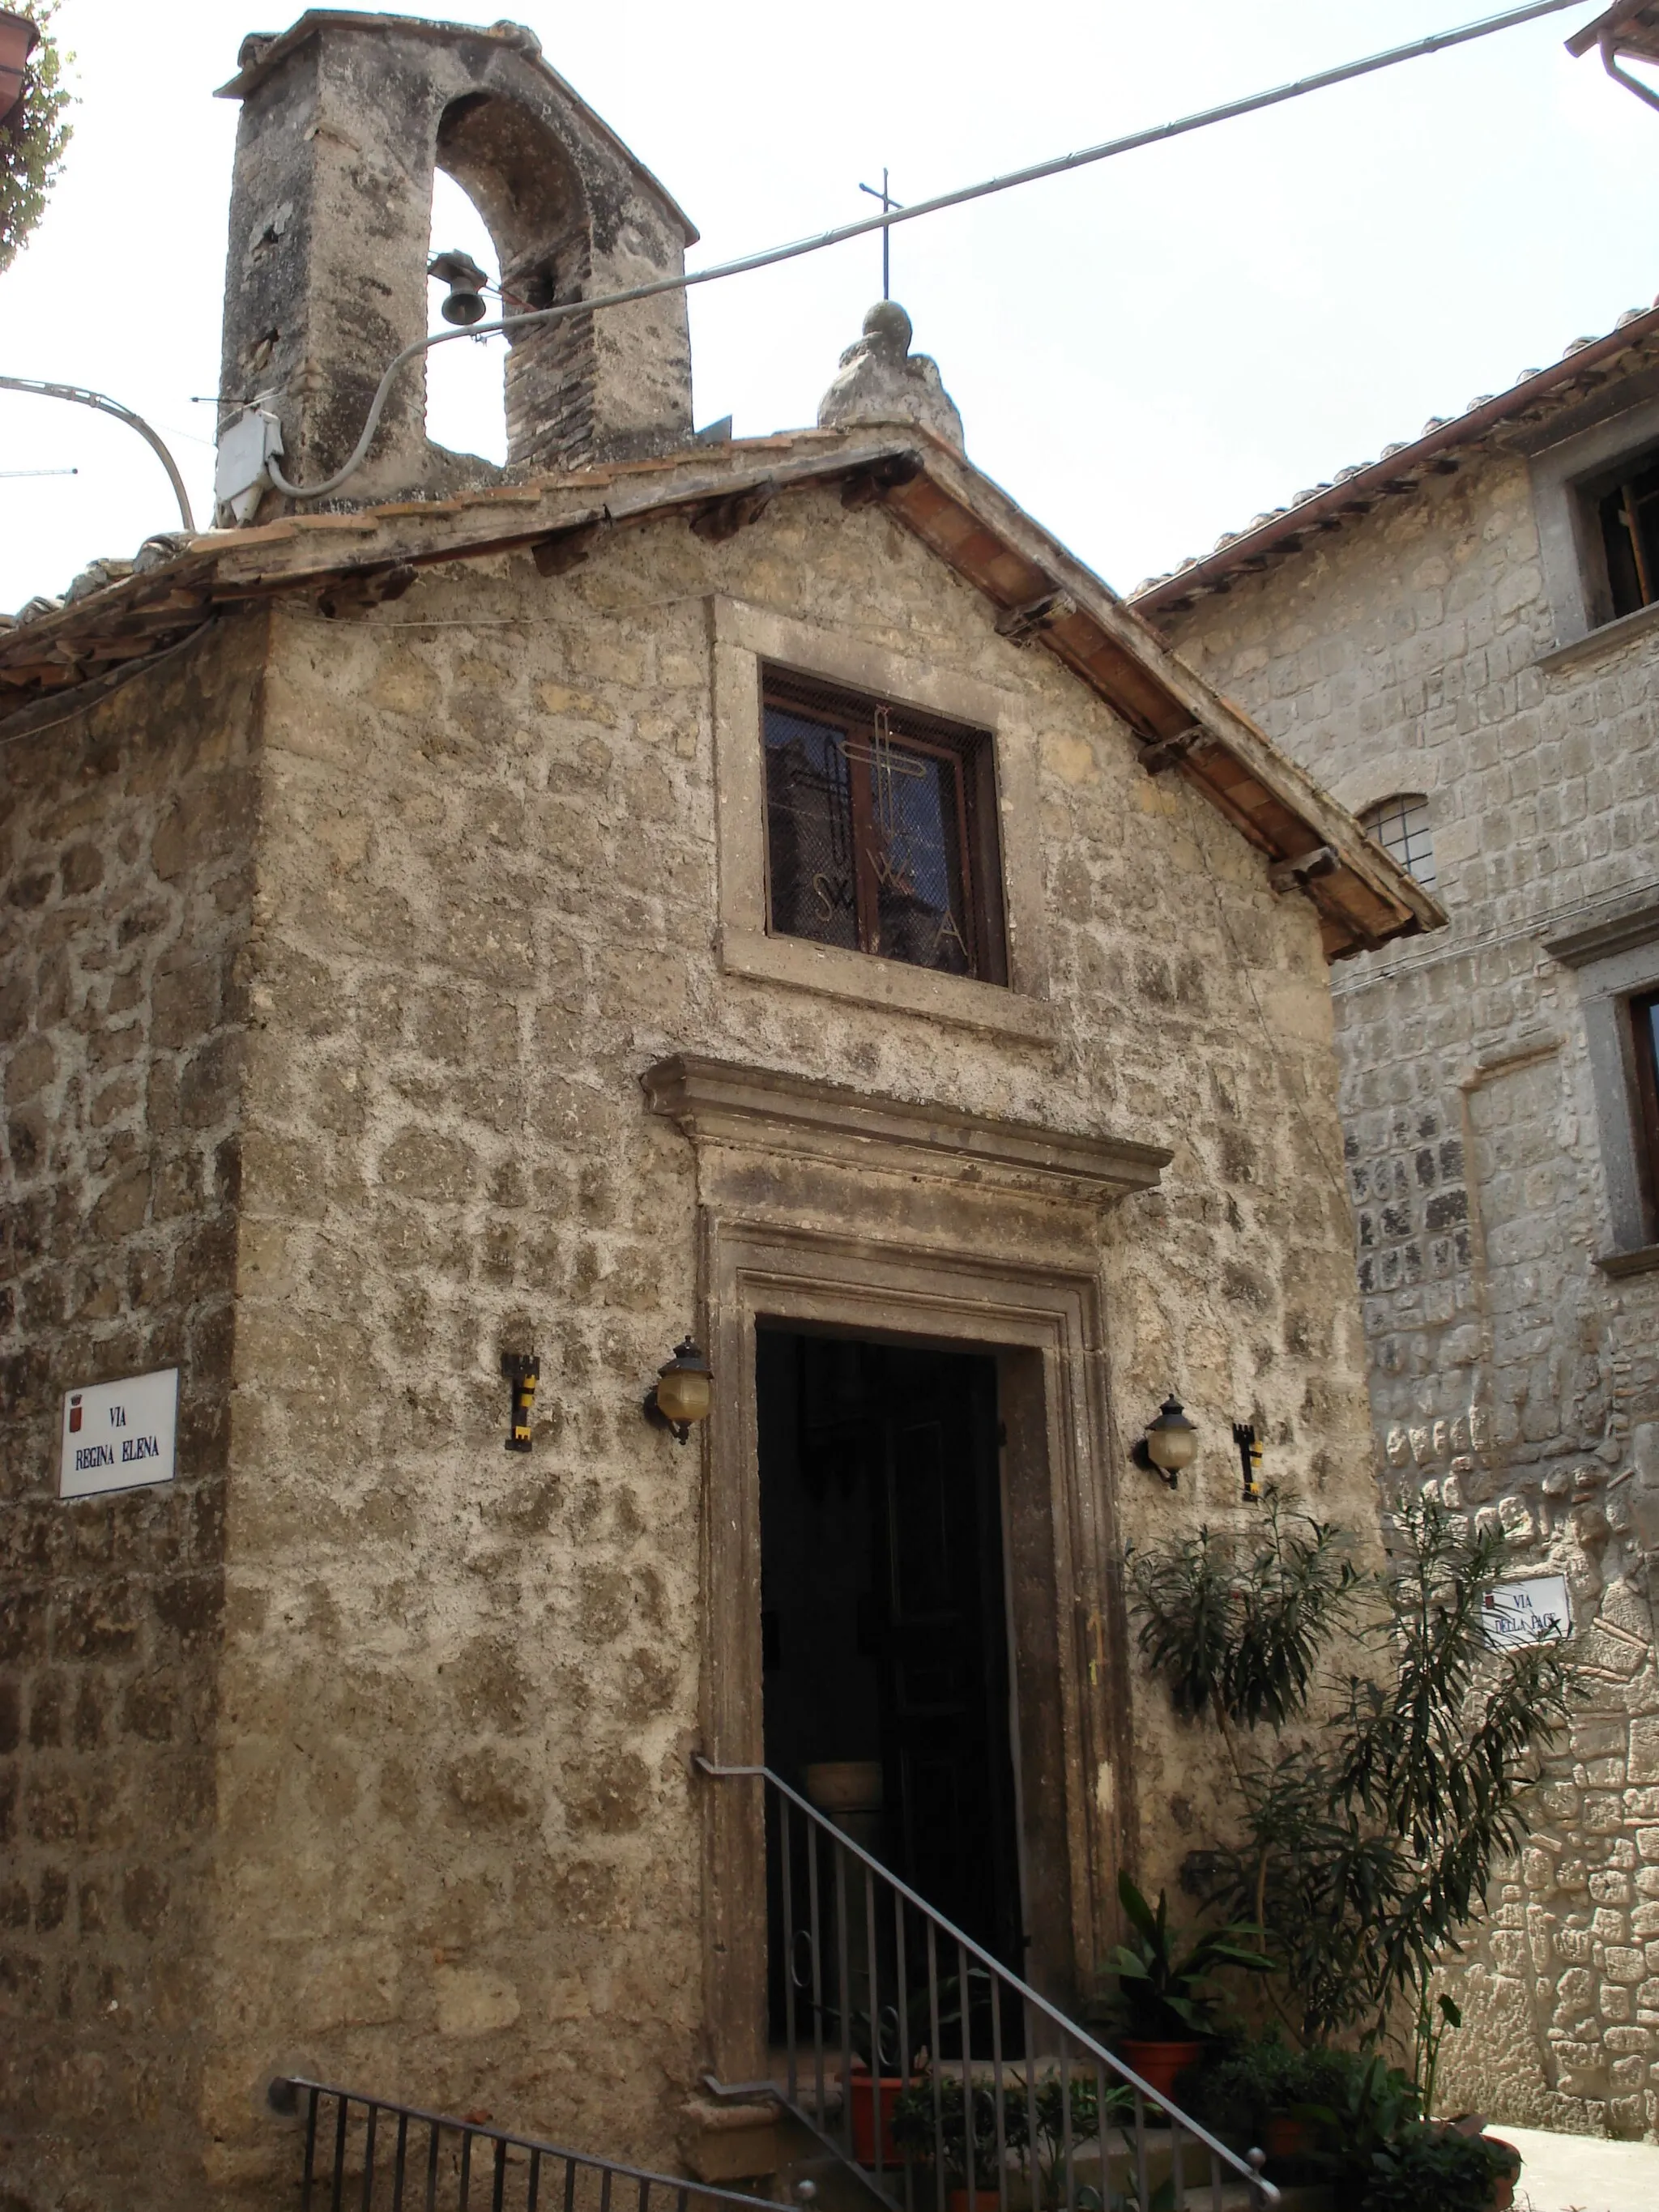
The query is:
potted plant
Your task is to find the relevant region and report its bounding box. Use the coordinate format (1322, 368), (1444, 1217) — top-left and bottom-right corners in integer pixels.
(1020, 2073), (1121, 2212)
(825, 1989), (911, 2168)
(892, 2074), (1021, 2211)
(1091, 1872), (1273, 2100)
(1358, 2122), (1520, 2212)
(847, 2052), (907, 2171)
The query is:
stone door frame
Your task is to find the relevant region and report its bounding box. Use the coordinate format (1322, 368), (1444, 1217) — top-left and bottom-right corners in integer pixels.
(642, 1054), (1166, 2085)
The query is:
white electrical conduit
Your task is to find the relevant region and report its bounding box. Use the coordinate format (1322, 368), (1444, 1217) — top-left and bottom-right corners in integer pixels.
(266, 0), (1592, 504)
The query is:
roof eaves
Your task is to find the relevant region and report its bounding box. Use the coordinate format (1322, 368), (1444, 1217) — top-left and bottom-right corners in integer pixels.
(1566, 4), (1659, 60)
(876, 443), (1445, 956)
(0, 428), (1440, 960)
(1135, 300), (1659, 615)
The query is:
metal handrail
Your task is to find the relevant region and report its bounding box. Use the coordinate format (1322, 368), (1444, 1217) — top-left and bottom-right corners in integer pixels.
(270, 2077), (796, 2212)
(696, 1759), (1278, 2212)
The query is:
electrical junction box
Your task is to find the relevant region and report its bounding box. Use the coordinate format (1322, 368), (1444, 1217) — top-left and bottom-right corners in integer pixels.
(215, 407), (284, 523)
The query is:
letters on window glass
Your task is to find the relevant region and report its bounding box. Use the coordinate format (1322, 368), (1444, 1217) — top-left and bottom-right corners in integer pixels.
(761, 667), (1006, 984)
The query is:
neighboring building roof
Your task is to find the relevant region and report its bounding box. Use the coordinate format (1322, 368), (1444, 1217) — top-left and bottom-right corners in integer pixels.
(0, 426), (1441, 962)
(1566, 3), (1659, 62)
(216, 11), (700, 247)
(1133, 293), (1659, 616)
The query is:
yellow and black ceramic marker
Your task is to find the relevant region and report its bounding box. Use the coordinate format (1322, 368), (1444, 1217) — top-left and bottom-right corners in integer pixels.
(502, 1353), (539, 1453)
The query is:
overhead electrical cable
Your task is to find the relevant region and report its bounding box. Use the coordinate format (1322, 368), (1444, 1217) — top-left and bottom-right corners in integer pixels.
(262, 0), (1593, 502)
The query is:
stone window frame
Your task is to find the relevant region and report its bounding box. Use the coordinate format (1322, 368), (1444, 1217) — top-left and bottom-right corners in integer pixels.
(710, 595), (1056, 1044)
(1545, 895), (1659, 1274)
(1528, 386), (1659, 654)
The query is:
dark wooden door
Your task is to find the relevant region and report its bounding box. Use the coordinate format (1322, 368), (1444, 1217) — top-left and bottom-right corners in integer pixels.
(870, 1349), (1022, 1969)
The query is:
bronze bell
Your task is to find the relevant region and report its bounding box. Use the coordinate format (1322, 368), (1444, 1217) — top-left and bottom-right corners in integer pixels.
(427, 249), (489, 327)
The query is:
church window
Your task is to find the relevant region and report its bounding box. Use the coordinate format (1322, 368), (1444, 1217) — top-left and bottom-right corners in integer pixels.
(1361, 794), (1436, 894)
(1596, 451), (1659, 620)
(761, 667), (1006, 982)
(1631, 988), (1659, 1232)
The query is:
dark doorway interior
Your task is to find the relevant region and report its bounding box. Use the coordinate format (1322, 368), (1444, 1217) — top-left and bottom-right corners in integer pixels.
(757, 1328), (1024, 1982)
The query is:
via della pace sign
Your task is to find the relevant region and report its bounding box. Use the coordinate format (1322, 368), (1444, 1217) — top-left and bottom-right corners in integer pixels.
(59, 1368), (177, 1500)
(1481, 1573), (1572, 1652)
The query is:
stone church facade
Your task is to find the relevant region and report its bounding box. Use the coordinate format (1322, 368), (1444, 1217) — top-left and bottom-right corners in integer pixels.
(1141, 299), (1659, 2140)
(0, 15), (1441, 2211)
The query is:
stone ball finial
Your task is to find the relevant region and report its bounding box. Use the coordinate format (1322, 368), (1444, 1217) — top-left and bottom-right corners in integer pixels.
(817, 300), (964, 448)
(490, 19), (544, 55)
(861, 300), (914, 352)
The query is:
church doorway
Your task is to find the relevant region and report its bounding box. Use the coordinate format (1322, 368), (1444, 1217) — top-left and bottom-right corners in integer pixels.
(755, 1327), (1026, 2010)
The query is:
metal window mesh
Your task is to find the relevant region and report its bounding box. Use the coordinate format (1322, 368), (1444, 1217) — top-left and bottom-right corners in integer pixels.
(763, 705), (859, 952)
(1363, 793), (1436, 894)
(761, 671), (983, 977)
(1598, 453), (1659, 619)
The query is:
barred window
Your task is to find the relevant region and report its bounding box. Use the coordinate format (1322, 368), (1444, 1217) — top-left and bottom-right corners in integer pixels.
(1362, 794), (1436, 894)
(761, 667), (1006, 983)
(1597, 452), (1659, 621)
(1631, 989), (1659, 1237)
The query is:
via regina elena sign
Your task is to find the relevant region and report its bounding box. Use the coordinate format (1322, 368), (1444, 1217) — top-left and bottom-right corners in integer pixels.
(59, 1368), (177, 1499)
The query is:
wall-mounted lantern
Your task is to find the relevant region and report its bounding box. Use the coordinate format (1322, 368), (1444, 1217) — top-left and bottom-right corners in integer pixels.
(501, 1352), (539, 1453)
(1132, 1395), (1196, 1487)
(644, 1337), (713, 1444)
(1233, 1421), (1264, 1502)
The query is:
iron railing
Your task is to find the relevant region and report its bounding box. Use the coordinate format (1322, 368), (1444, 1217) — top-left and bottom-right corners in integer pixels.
(269, 2078), (797, 2212)
(696, 1761), (1277, 2212)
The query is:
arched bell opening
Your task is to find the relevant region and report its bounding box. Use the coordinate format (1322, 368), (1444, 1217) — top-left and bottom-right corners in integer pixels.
(424, 167), (509, 469)
(436, 92), (596, 476)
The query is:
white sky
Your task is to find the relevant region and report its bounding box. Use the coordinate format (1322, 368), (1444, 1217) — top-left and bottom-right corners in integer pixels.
(0, 1), (1653, 612)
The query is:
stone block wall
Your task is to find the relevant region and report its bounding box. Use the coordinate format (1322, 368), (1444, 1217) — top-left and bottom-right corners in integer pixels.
(6, 484), (1387, 2208)
(194, 495), (1380, 2203)
(0, 620), (265, 2207)
(1162, 444), (1659, 2137)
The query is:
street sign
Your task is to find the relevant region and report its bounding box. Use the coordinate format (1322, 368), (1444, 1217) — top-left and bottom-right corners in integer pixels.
(1481, 1573), (1572, 1651)
(59, 1368), (178, 1499)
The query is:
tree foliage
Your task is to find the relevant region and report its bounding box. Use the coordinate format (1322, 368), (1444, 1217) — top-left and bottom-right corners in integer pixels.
(1, 4), (72, 277)
(1128, 1492), (1574, 2049)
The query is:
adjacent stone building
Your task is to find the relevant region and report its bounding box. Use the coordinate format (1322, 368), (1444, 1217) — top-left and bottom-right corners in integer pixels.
(1139, 293), (1659, 2140)
(0, 14), (1441, 2210)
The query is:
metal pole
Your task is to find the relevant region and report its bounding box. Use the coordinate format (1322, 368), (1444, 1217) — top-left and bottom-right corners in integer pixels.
(0, 374), (195, 531)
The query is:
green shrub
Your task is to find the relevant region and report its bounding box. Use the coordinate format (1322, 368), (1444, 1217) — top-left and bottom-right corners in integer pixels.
(1129, 1493), (1575, 2049)
(1179, 2036), (1397, 2151)
(1, 4), (73, 276)
(1360, 2124), (1517, 2212)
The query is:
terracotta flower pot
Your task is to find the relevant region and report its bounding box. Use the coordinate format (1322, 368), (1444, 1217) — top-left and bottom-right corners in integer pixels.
(947, 2193), (1000, 2212)
(0, 11), (37, 130)
(847, 2065), (906, 2166)
(1484, 2134), (1520, 2210)
(1115, 2039), (1204, 2103)
(1262, 2112), (1308, 2162)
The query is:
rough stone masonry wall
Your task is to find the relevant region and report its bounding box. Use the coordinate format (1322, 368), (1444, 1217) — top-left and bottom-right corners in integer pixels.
(1162, 448), (1659, 2138)
(0, 618), (265, 2212)
(198, 482), (1380, 2206)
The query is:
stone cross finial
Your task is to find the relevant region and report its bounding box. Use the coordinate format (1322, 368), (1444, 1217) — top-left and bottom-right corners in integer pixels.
(817, 301), (964, 448)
